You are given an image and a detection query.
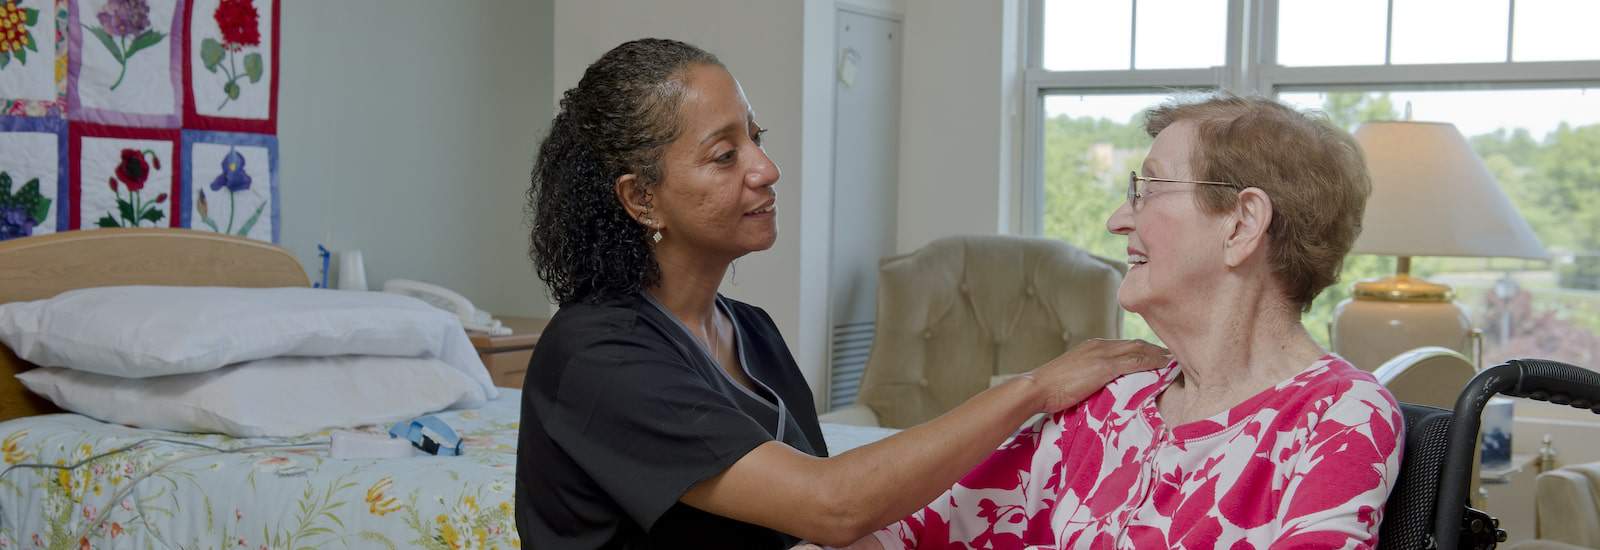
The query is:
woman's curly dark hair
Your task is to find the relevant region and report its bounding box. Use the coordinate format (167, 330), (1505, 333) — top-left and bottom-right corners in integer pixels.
(527, 39), (722, 306)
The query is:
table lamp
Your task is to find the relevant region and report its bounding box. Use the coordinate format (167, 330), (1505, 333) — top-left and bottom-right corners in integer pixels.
(1331, 121), (1548, 371)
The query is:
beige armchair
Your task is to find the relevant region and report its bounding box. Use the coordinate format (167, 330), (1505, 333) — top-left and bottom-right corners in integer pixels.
(821, 235), (1125, 429)
(1531, 463), (1600, 547)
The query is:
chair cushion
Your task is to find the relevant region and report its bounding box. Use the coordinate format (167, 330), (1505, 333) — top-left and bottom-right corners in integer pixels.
(857, 236), (1123, 428)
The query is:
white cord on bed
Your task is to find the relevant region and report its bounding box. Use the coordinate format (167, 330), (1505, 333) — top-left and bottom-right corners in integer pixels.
(0, 437), (328, 541)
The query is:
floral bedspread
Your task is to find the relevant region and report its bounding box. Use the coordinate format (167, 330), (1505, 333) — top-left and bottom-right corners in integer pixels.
(0, 391), (524, 550)
(0, 389), (901, 550)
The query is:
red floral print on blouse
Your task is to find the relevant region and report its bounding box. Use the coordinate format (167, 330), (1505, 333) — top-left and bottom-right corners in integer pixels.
(876, 356), (1403, 550)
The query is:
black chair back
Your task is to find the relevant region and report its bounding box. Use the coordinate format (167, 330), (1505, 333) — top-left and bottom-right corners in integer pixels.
(1379, 404), (1454, 550)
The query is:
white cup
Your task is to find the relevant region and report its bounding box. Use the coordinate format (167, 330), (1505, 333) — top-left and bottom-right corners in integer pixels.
(337, 250), (368, 291)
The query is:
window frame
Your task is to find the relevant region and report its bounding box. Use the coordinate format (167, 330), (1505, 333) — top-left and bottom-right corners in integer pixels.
(1020, 0), (1600, 235)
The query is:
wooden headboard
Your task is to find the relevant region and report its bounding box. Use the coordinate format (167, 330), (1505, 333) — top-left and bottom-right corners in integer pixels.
(0, 229), (310, 422)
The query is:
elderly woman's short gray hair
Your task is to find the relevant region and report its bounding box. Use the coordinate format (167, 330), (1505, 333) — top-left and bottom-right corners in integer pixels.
(1145, 94), (1372, 312)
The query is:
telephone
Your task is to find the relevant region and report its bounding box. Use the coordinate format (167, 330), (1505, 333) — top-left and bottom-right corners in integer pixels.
(382, 279), (511, 336)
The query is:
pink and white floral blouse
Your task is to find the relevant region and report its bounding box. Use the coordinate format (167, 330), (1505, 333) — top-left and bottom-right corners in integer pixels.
(874, 355), (1403, 549)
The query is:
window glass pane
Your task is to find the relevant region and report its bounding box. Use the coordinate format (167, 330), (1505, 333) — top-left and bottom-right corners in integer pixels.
(1042, 92), (1181, 342)
(1133, 0), (1226, 69)
(1391, 0), (1509, 64)
(1514, 0), (1600, 62)
(1280, 88), (1600, 369)
(1043, 0), (1132, 71)
(1276, 0), (1387, 66)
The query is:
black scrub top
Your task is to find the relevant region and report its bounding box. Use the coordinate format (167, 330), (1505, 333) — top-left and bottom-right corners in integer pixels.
(516, 292), (828, 549)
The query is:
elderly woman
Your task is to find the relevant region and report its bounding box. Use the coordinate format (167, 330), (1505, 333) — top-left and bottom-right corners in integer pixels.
(516, 38), (1169, 549)
(852, 96), (1403, 549)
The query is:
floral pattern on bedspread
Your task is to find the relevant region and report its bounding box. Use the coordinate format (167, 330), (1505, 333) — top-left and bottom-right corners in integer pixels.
(0, 390), (524, 550)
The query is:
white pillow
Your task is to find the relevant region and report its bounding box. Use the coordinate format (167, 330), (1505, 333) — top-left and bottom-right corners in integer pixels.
(0, 286), (496, 399)
(17, 356), (488, 438)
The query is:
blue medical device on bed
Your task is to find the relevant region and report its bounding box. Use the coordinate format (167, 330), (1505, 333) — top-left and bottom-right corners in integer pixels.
(388, 415), (463, 456)
(314, 244), (331, 289)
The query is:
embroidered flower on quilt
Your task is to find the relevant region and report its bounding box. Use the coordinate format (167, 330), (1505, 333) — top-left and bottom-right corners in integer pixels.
(0, 0), (41, 70)
(201, 0), (263, 109)
(196, 147), (266, 237)
(214, 0), (258, 49)
(84, 0), (165, 90)
(95, 0), (148, 36)
(113, 148), (151, 191)
(98, 148), (167, 228)
(209, 147), (252, 192)
(0, 171), (50, 241)
(0, 205), (35, 240)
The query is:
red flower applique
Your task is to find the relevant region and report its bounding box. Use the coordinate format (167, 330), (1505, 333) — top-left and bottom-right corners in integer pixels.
(214, 0), (260, 49)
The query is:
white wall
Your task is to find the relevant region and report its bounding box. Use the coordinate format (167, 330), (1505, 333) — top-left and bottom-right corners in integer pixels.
(894, 0), (1023, 253)
(278, 0), (554, 317)
(553, 0), (834, 410)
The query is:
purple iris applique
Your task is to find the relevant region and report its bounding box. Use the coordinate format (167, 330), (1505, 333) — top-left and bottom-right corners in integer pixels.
(209, 148), (252, 192)
(197, 147), (265, 237)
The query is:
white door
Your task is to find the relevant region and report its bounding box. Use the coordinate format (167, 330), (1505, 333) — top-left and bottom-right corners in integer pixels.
(828, 8), (901, 410)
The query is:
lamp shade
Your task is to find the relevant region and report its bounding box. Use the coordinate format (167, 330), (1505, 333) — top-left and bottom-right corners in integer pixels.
(1351, 121), (1548, 260)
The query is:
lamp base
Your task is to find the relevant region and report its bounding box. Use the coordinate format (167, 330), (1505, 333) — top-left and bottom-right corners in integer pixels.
(1331, 297), (1472, 372)
(1352, 273), (1455, 302)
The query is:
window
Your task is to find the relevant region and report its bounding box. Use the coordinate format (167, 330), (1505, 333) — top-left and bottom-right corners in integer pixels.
(1040, 0), (1227, 71)
(1025, 0), (1600, 368)
(1039, 93), (1167, 342)
(1279, 88), (1600, 369)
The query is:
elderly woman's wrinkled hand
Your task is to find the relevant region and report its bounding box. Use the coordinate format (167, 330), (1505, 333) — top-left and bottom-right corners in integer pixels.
(1028, 338), (1169, 414)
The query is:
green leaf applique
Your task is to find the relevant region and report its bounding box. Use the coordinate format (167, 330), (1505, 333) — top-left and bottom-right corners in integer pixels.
(21, 179), (50, 224)
(124, 30), (166, 59)
(86, 26), (124, 63)
(236, 201), (267, 237)
(244, 52), (263, 83)
(201, 38), (224, 72)
(116, 198), (135, 223)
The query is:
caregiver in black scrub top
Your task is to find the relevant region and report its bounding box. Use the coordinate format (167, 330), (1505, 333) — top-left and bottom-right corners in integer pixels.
(516, 38), (1169, 549)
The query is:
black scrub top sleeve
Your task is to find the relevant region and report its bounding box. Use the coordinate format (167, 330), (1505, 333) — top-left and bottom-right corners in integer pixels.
(541, 336), (775, 532)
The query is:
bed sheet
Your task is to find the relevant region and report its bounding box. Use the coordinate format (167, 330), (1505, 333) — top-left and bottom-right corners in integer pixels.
(0, 390), (900, 549)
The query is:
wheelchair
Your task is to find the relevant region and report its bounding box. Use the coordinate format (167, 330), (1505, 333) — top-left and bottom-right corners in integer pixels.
(1382, 359), (1600, 549)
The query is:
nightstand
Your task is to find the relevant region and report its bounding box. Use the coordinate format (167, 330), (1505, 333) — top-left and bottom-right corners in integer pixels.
(468, 316), (550, 389)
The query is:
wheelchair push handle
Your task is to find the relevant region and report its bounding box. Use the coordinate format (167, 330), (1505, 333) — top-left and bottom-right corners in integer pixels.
(1436, 359), (1597, 550)
(1501, 358), (1600, 411)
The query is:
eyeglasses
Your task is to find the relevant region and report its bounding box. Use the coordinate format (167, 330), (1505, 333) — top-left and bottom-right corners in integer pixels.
(1127, 171), (1241, 210)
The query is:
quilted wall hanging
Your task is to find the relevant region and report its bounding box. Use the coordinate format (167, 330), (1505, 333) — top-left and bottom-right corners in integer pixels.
(0, 0), (279, 243)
